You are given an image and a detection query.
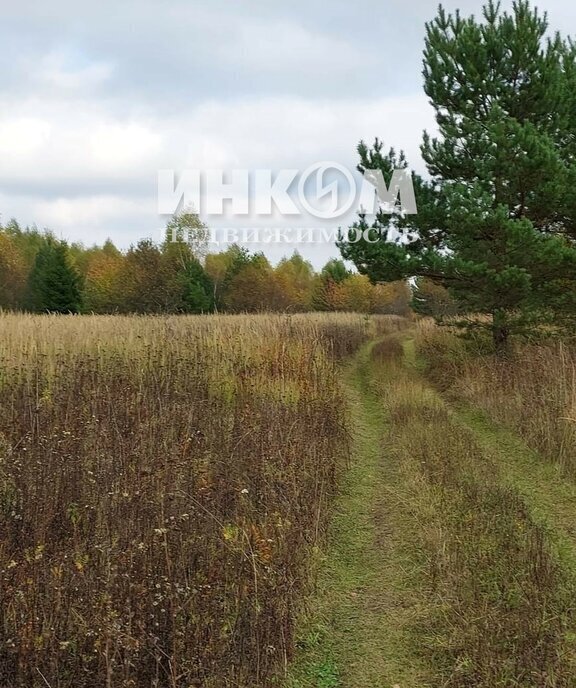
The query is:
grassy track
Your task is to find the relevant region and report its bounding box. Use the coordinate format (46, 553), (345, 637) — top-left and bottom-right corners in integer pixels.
(288, 334), (576, 687)
(453, 406), (576, 576)
(287, 340), (433, 687)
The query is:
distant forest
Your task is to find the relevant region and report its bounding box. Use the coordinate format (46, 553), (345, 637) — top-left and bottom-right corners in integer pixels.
(0, 216), (419, 315)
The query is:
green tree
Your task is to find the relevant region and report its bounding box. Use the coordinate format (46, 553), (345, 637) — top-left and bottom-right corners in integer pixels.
(339, 1), (576, 351)
(164, 210), (210, 261)
(205, 245), (253, 311)
(321, 259), (350, 284)
(179, 257), (213, 313)
(115, 224), (214, 314)
(27, 238), (83, 313)
(162, 236), (213, 313)
(117, 239), (166, 313)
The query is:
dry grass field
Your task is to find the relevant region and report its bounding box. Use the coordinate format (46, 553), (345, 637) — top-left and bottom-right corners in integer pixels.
(416, 320), (576, 474)
(3, 312), (576, 687)
(0, 312), (406, 687)
(289, 324), (576, 688)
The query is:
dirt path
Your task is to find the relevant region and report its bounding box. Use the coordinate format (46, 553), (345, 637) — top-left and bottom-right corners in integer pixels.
(288, 335), (576, 687)
(287, 340), (432, 688)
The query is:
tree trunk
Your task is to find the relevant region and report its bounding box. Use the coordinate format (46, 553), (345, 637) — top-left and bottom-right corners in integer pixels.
(492, 311), (510, 356)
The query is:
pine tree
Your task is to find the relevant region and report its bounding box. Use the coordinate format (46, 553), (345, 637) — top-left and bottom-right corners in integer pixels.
(180, 258), (213, 313)
(27, 239), (83, 313)
(339, 1), (576, 351)
(321, 259), (351, 284)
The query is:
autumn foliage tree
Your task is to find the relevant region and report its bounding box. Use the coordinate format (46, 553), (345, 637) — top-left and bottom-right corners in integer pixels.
(274, 252), (315, 311)
(0, 232), (27, 309)
(82, 240), (125, 312)
(1, 214), (413, 316)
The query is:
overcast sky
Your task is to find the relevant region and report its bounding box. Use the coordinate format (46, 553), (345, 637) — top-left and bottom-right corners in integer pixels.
(2, 0), (576, 266)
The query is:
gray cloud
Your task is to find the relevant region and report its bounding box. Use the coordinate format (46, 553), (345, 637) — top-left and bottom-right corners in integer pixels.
(1, 0), (575, 266)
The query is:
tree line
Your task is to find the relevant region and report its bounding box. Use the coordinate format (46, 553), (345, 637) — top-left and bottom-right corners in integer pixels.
(0, 217), (412, 315)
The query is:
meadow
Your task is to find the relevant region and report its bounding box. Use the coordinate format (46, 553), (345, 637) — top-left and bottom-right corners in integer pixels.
(416, 321), (576, 475)
(0, 312), (406, 688)
(3, 311), (576, 687)
(289, 322), (576, 688)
